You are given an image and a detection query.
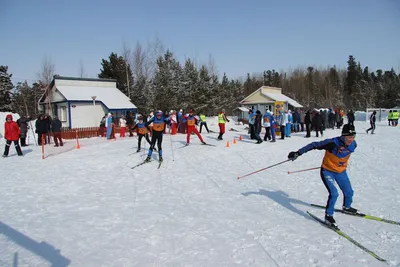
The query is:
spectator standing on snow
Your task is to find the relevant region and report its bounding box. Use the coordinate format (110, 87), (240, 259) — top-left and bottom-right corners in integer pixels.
(52, 116), (64, 147)
(312, 110), (324, 137)
(347, 110), (355, 126)
(263, 110), (271, 141)
(16, 114), (31, 146)
(217, 109), (229, 140)
(254, 110), (263, 144)
(119, 115), (127, 137)
(304, 110), (311, 138)
(3, 114), (23, 157)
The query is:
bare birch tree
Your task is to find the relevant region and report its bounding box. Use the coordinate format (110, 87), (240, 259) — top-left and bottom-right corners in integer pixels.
(79, 59), (87, 78)
(37, 55), (55, 85)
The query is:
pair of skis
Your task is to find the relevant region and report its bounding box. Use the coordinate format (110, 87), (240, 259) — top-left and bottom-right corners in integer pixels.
(309, 204), (400, 262)
(178, 143), (216, 149)
(131, 159), (162, 169)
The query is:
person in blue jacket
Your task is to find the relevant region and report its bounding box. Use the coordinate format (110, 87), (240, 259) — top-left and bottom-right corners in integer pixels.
(145, 111), (170, 162)
(287, 124), (358, 227)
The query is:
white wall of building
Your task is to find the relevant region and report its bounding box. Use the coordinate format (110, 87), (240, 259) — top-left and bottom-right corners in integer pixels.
(70, 102), (107, 128)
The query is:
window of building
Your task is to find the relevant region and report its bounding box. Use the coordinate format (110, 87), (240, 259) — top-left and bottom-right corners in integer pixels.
(60, 106), (67, 122)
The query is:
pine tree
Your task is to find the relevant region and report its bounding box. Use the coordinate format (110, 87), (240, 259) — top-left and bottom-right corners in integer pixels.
(151, 50), (181, 112)
(181, 58), (199, 110)
(98, 53), (134, 98)
(0, 65), (14, 112)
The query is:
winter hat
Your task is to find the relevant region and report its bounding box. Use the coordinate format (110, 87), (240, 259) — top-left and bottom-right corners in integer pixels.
(156, 111), (163, 116)
(6, 114), (12, 121)
(189, 109), (193, 113)
(341, 124), (356, 136)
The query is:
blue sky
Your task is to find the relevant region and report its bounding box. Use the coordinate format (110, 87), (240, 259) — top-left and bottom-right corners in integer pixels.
(1, 0), (399, 85)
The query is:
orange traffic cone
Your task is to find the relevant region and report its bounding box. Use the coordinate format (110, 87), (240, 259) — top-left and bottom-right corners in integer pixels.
(239, 135), (243, 141)
(226, 141), (230, 148)
(233, 138), (237, 144)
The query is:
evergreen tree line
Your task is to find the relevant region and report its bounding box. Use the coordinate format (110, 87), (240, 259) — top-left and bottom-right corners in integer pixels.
(99, 52), (400, 115)
(1, 52), (399, 117)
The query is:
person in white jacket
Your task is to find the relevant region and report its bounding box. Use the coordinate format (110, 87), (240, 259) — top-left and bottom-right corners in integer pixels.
(119, 116), (127, 137)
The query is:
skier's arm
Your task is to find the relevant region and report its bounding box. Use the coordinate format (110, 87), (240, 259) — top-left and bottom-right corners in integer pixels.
(298, 138), (335, 155)
(145, 117), (154, 127)
(288, 138), (335, 161)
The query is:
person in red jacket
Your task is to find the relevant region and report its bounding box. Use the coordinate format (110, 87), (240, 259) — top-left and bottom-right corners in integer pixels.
(3, 114), (23, 157)
(184, 109), (206, 145)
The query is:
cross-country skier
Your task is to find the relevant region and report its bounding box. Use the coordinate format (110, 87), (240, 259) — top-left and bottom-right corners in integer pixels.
(131, 115), (153, 152)
(183, 109), (206, 145)
(287, 124), (358, 227)
(144, 111), (170, 162)
(366, 111), (376, 134)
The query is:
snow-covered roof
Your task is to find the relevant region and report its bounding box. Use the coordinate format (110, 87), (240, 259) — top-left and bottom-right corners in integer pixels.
(234, 107), (250, 112)
(56, 85), (136, 110)
(262, 92), (303, 108)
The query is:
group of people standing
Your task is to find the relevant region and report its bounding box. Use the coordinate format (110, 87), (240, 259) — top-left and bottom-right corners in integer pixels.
(2, 113), (64, 157)
(247, 108), (352, 143)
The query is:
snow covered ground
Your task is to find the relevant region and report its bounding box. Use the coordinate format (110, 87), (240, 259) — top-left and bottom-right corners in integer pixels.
(0, 114), (399, 267)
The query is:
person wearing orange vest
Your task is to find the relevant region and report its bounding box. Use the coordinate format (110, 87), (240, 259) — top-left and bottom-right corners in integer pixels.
(217, 109), (230, 140)
(131, 116), (153, 152)
(183, 109), (206, 145)
(287, 124), (358, 227)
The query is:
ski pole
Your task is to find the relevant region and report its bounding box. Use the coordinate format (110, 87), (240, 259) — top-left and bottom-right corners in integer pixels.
(287, 166), (321, 174)
(237, 159), (291, 180)
(170, 133), (175, 161)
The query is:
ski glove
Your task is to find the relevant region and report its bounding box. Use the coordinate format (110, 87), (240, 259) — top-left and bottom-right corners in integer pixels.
(288, 151), (300, 161)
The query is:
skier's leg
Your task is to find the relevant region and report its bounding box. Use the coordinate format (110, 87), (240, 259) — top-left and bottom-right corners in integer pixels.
(157, 132), (163, 157)
(138, 134), (143, 150)
(335, 170), (354, 209)
(320, 169), (339, 216)
(186, 127), (192, 143)
(193, 127), (204, 143)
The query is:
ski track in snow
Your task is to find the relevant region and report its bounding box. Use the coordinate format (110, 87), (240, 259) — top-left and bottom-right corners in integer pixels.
(0, 117), (399, 267)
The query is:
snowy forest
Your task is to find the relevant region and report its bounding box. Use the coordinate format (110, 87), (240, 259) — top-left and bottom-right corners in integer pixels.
(1, 40), (400, 116)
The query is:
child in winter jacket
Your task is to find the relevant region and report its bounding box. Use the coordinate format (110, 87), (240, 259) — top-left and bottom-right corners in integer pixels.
(3, 114), (23, 157)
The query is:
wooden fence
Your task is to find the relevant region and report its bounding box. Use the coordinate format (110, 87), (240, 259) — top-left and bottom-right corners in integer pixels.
(60, 127), (122, 139)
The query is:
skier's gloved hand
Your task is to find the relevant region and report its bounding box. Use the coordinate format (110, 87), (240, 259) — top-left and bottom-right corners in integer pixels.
(288, 151), (300, 161)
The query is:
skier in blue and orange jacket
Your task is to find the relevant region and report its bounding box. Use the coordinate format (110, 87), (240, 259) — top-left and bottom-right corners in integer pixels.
(144, 111), (170, 162)
(287, 124), (358, 227)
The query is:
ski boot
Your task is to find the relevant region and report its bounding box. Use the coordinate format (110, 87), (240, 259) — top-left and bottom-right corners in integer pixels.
(201, 141), (206, 145)
(144, 156), (151, 162)
(137, 149), (140, 152)
(342, 206), (358, 214)
(325, 215), (338, 228)
(159, 156), (163, 162)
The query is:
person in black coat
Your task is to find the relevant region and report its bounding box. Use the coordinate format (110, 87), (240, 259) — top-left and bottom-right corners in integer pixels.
(312, 111), (324, 137)
(35, 115), (48, 145)
(304, 110), (311, 138)
(16, 115), (31, 146)
(347, 110), (355, 126)
(254, 110), (263, 144)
